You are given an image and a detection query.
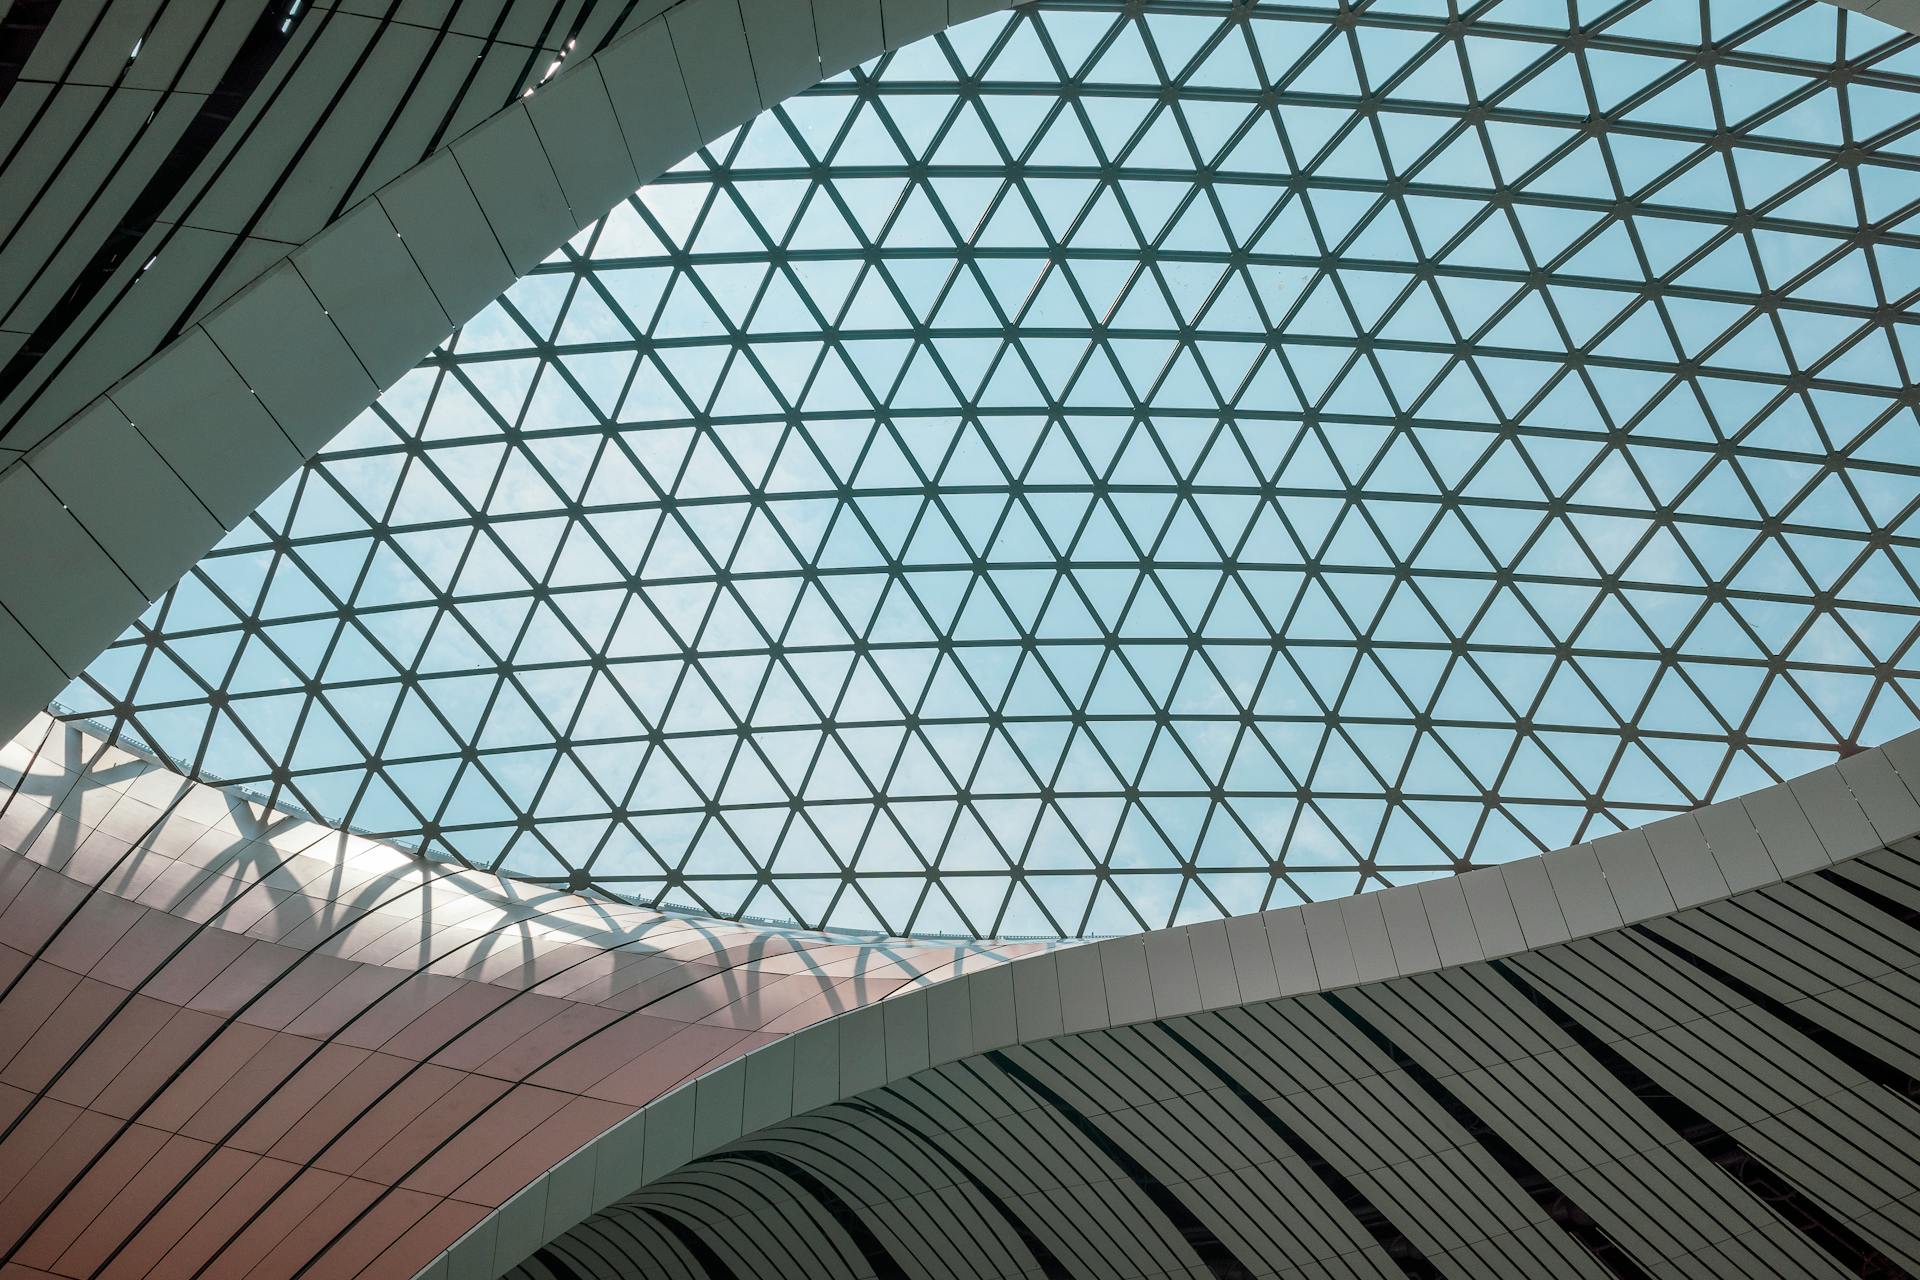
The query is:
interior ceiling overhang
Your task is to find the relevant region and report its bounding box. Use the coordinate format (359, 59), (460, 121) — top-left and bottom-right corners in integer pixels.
(517, 735), (1920, 1280)
(0, 713), (1032, 1279)
(2, 0), (1920, 1278)
(6, 713), (1919, 1280)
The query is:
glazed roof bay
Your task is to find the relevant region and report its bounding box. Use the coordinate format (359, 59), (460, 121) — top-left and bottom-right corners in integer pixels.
(60, 0), (1920, 939)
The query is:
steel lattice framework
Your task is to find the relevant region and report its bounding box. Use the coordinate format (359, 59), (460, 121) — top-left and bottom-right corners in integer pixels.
(57, 0), (1920, 938)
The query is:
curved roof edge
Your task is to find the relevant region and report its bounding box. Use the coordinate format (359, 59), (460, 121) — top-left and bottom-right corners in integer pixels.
(0, 0), (1024, 747)
(442, 724), (1920, 1279)
(4, 0), (1918, 753)
(1850, 0), (1920, 34)
(7, 711), (1051, 961)
(0, 713), (1036, 1276)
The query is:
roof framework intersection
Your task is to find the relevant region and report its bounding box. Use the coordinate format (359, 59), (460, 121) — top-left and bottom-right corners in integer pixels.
(58, 0), (1920, 939)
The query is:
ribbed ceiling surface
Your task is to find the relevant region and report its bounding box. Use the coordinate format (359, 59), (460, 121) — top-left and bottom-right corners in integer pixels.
(59, 0), (1920, 938)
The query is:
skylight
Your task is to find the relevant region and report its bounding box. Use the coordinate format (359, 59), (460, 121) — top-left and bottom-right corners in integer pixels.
(59, 0), (1920, 938)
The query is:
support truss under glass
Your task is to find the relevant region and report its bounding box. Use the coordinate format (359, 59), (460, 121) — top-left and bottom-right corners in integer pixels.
(60, 0), (1920, 938)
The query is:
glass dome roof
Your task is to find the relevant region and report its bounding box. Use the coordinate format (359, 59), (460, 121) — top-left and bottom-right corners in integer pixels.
(60, 0), (1920, 938)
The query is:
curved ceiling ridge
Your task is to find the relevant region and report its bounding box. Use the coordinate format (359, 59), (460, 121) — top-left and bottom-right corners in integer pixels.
(459, 720), (1920, 1279)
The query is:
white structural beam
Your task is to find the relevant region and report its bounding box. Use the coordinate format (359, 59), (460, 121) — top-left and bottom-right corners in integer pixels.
(461, 727), (1920, 1278)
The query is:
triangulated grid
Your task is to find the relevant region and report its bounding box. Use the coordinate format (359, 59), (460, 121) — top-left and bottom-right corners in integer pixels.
(59, 0), (1920, 937)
